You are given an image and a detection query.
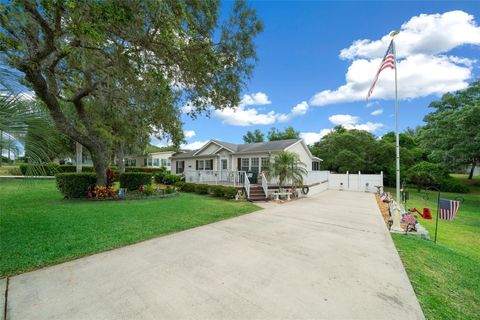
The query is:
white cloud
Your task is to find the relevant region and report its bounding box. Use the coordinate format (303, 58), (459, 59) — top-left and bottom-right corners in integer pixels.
(214, 94), (310, 126)
(183, 130), (196, 139)
(310, 11), (479, 106)
(328, 114), (383, 132)
(300, 114), (383, 145)
(340, 11), (480, 60)
(241, 92), (271, 106)
(181, 140), (208, 150)
(300, 129), (333, 145)
(328, 114), (359, 126)
(371, 109), (383, 116)
(277, 101), (309, 122)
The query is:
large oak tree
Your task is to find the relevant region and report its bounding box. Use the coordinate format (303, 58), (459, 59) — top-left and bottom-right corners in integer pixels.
(0, 0), (262, 184)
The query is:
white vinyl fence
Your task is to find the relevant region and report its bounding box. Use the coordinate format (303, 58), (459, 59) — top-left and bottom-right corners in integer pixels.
(328, 171), (383, 193)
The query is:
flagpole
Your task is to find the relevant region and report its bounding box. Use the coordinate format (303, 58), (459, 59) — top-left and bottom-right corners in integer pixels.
(392, 33), (401, 205)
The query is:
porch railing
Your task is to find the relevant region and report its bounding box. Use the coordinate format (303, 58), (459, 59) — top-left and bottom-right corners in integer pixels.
(244, 171), (250, 198)
(261, 172), (268, 197)
(184, 170), (246, 187)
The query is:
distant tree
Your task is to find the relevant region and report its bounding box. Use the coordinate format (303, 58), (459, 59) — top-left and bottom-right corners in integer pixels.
(267, 151), (307, 189)
(419, 80), (480, 179)
(309, 127), (416, 186)
(267, 126), (300, 141)
(0, 1), (263, 184)
(243, 129), (264, 143)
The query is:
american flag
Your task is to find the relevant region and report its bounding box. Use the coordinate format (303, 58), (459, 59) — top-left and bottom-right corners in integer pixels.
(366, 40), (396, 100)
(439, 199), (460, 221)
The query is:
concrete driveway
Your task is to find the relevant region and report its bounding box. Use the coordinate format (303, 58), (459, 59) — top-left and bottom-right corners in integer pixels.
(5, 190), (424, 320)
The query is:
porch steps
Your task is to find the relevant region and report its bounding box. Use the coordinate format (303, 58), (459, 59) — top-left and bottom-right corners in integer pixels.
(248, 184), (267, 202)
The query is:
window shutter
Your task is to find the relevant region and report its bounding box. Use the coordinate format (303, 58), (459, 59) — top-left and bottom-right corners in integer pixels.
(210, 159), (213, 170)
(176, 161), (179, 173)
(196, 160), (198, 170)
(237, 158), (241, 171)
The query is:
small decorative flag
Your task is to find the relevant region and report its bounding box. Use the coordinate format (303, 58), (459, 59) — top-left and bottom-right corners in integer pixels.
(366, 40), (396, 100)
(439, 199), (460, 221)
(401, 212), (417, 226)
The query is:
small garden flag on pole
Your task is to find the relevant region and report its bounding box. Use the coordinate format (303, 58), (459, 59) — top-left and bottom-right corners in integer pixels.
(439, 199), (461, 221)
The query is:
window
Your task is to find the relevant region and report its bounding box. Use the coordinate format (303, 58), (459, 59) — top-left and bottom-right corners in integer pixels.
(125, 159), (136, 167)
(204, 159), (212, 170)
(312, 161), (320, 171)
(221, 159), (228, 170)
(176, 161), (184, 174)
(197, 159), (213, 170)
(161, 159), (167, 166)
(261, 157), (269, 171)
(251, 158), (259, 173)
(241, 158), (249, 171)
(154, 158), (160, 167)
(147, 158), (153, 166)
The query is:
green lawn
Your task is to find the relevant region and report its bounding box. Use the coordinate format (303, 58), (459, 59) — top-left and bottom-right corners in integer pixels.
(387, 175), (480, 319)
(0, 179), (260, 277)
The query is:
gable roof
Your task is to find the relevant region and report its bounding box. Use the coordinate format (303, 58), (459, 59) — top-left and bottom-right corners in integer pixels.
(172, 138), (303, 159)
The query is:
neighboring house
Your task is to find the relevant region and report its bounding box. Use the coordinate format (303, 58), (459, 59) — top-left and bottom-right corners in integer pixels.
(124, 150), (176, 171)
(171, 139), (324, 200)
(70, 144), (179, 171)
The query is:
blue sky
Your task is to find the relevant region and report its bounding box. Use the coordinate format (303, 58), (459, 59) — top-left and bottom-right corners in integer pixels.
(168, 0), (480, 149)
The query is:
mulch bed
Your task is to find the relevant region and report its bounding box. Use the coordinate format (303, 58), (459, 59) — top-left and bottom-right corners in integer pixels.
(375, 194), (393, 230)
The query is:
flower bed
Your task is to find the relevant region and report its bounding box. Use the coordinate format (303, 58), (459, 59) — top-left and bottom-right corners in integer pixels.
(88, 185), (178, 201)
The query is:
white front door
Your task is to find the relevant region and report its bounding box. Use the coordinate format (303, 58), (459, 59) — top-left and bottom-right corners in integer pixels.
(220, 158), (228, 171)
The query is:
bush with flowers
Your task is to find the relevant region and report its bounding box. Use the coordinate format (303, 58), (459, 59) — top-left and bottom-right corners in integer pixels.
(88, 185), (118, 200)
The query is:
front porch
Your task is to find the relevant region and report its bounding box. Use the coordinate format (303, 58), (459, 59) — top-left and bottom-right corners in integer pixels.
(182, 170), (330, 201)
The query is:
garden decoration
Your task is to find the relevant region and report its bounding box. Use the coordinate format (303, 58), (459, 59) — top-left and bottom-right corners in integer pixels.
(401, 212), (418, 232)
(118, 188), (127, 199)
(408, 207), (432, 220)
(389, 201), (404, 232)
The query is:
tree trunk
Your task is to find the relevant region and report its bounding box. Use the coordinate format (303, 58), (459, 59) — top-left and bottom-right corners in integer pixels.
(117, 146), (125, 174)
(75, 142), (83, 173)
(468, 162), (476, 180)
(90, 147), (108, 186)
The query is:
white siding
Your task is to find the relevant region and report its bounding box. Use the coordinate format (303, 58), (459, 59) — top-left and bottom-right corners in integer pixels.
(285, 141), (315, 170)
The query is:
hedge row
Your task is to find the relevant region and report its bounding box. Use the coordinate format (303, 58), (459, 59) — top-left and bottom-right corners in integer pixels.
(174, 182), (238, 199)
(119, 172), (153, 191)
(56, 172), (153, 198)
(21, 163), (166, 176)
(154, 172), (181, 185)
(56, 173), (97, 198)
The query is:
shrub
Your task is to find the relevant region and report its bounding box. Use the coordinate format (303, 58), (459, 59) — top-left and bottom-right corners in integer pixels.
(407, 162), (449, 191)
(182, 183), (196, 192)
(439, 179), (470, 193)
(142, 185), (155, 196)
(57, 165), (95, 173)
(154, 172), (166, 184)
(56, 173), (97, 198)
(20, 163), (59, 176)
(174, 181), (186, 190)
(165, 185), (175, 194)
(210, 185), (224, 197)
(8, 167), (22, 175)
(223, 187), (238, 199)
(119, 172), (152, 191)
(125, 167), (165, 173)
(162, 174), (181, 185)
(194, 184), (210, 195)
(90, 186), (117, 200)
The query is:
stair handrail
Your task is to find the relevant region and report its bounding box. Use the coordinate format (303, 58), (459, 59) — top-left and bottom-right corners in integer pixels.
(261, 172), (268, 199)
(244, 171), (250, 199)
